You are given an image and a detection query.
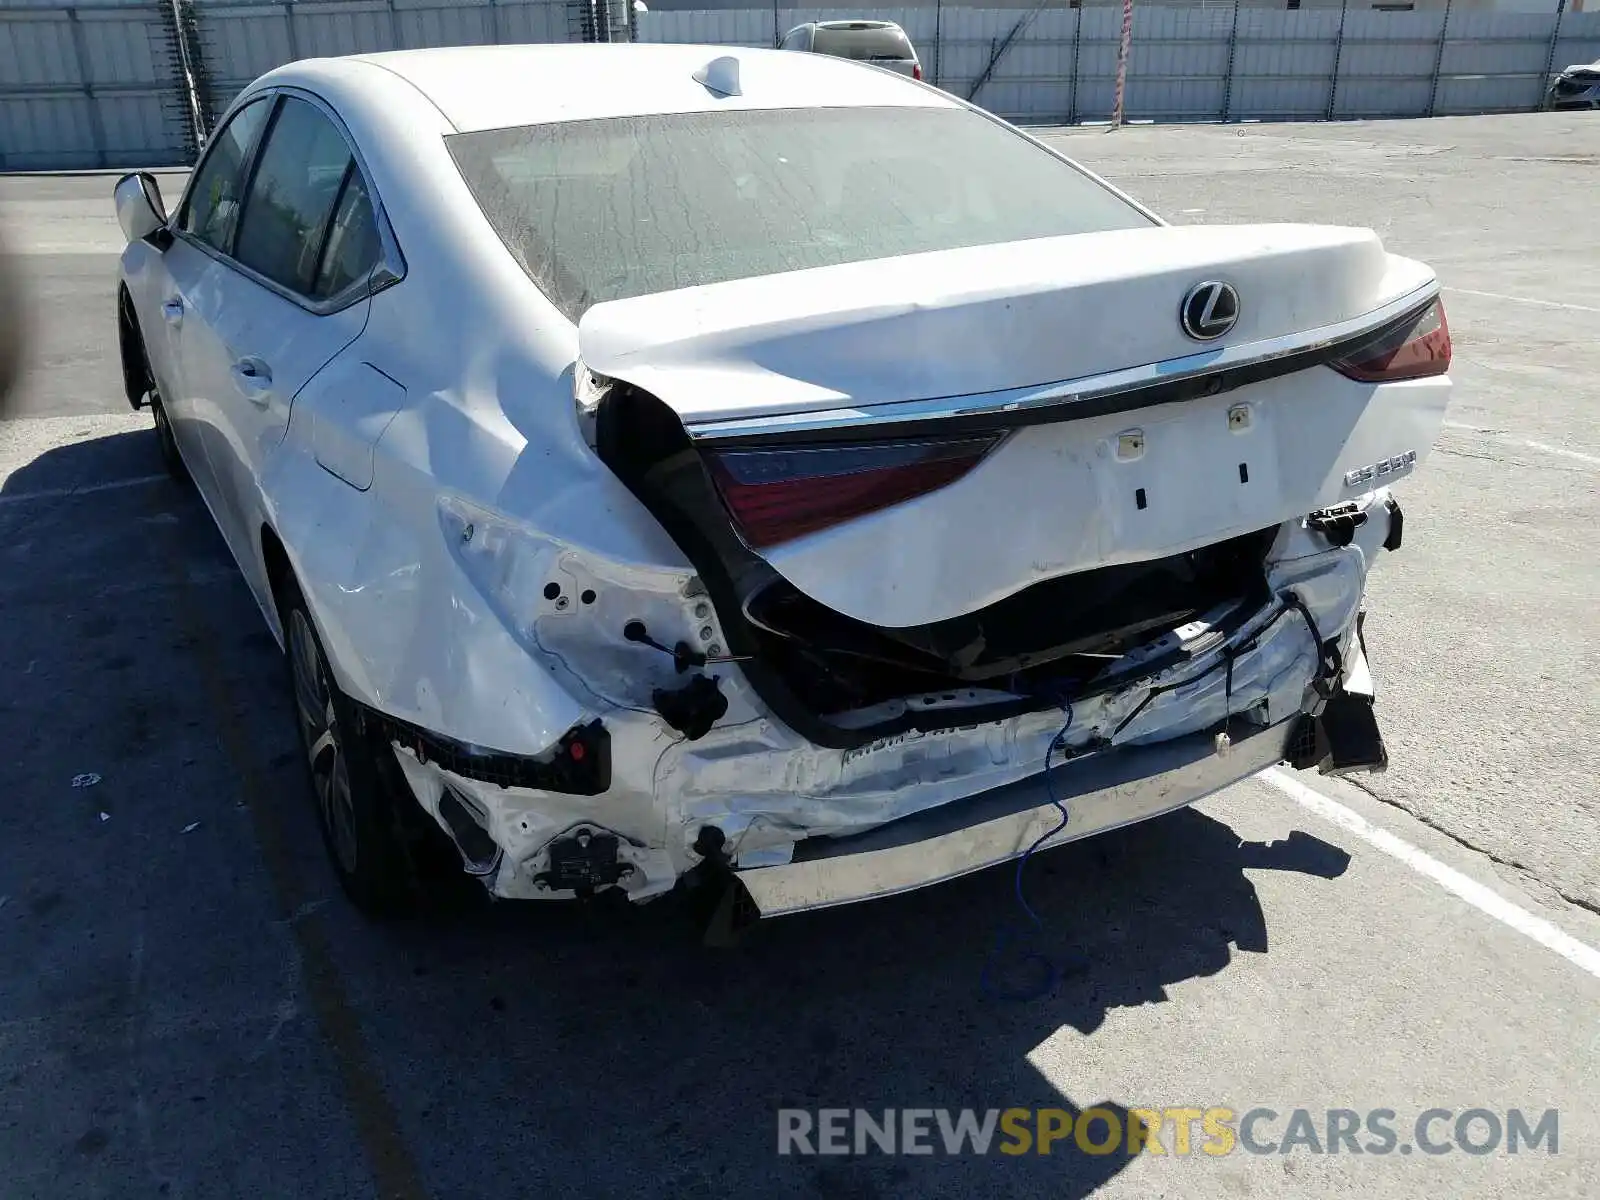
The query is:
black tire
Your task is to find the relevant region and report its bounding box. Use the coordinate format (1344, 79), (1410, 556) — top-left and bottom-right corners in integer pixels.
(121, 292), (188, 483)
(151, 392), (189, 483)
(0, 229), (24, 417)
(277, 573), (462, 917)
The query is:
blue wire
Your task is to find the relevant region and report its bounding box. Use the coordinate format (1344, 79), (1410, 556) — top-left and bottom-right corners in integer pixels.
(1015, 702), (1074, 926)
(980, 700), (1079, 1002)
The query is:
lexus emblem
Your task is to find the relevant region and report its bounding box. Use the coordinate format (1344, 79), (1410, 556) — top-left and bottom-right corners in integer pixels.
(1180, 281), (1240, 341)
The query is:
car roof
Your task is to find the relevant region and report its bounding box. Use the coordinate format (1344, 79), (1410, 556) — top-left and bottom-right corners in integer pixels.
(322, 42), (953, 132)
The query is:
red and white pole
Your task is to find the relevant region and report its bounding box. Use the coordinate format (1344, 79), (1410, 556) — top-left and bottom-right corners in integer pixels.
(1112, 0), (1134, 128)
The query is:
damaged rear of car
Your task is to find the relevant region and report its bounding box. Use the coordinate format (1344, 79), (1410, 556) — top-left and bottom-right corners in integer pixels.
(397, 95), (1449, 919)
(127, 48), (1447, 924)
(1546, 59), (1600, 111)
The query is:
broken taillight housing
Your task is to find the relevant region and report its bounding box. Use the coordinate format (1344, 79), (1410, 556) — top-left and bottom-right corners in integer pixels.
(1330, 300), (1451, 383)
(703, 434), (1003, 549)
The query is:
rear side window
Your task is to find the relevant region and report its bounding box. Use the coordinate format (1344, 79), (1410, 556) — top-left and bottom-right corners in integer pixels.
(811, 25), (914, 61)
(234, 97), (356, 296)
(311, 170), (380, 299)
(180, 97), (272, 254)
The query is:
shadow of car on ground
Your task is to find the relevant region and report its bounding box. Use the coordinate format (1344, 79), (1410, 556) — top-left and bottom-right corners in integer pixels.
(2, 428), (1353, 1199)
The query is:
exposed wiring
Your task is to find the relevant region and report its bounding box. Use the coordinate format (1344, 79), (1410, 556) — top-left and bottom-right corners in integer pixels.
(978, 589), (1335, 1001)
(1015, 702), (1076, 929)
(981, 700), (1084, 1002)
(1283, 591), (1342, 691)
(622, 619), (752, 670)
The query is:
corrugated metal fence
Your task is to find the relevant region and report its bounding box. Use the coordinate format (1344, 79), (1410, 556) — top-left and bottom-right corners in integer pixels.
(4, 1), (1598, 169)
(0, 0), (188, 169)
(191, 0), (590, 130)
(638, 5), (1600, 124)
(0, 0), (626, 170)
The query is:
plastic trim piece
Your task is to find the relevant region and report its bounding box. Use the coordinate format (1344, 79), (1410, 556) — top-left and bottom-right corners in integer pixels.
(368, 707), (611, 795)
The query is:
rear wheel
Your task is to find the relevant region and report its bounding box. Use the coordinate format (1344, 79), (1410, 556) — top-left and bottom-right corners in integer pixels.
(278, 575), (462, 916)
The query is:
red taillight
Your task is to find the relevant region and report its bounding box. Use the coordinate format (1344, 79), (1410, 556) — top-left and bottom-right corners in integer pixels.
(704, 435), (1002, 549)
(1331, 300), (1451, 383)
(913, 63), (923, 81)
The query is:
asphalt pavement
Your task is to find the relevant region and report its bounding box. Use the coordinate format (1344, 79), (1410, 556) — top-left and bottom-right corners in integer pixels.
(0, 115), (1596, 1199)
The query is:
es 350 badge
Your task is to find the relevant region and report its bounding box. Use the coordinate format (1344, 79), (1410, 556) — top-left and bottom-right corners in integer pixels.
(1345, 450), (1417, 488)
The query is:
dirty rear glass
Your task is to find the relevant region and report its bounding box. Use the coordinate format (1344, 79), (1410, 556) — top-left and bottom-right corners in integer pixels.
(446, 106), (1153, 322)
(811, 25), (915, 60)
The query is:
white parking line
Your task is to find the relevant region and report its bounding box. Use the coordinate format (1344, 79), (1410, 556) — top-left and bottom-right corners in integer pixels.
(1519, 439), (1600, 467)
(1259, 767), (1600, 982)
(1442, 420), (1600, 467)
(1443, 286), (1600, 314)
(0, 472), (167, 507)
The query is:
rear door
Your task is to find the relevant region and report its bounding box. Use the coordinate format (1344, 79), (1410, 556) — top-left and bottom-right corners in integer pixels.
(173, 93), (380, 605)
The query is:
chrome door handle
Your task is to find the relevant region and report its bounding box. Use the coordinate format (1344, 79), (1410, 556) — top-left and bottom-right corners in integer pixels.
(230, 357), (273, 405)
(161, 298), (184, 325)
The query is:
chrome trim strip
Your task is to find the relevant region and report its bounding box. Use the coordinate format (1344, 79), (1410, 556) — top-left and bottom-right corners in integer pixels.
(685, 280), (1440, 444)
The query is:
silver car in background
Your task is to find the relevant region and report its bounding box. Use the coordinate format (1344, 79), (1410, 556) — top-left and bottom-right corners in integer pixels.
(778, 20), (923, 81)
(1546, 59), (1600, 111)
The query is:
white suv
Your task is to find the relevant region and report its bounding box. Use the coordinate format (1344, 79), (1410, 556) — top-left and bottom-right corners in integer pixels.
(779, 20), (923, 81)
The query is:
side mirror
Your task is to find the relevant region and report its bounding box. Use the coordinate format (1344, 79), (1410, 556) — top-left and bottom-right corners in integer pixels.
(113, 172), (171, 249)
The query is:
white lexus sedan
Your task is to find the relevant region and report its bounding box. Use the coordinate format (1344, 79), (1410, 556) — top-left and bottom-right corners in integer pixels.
(112, 44), (1450, 922)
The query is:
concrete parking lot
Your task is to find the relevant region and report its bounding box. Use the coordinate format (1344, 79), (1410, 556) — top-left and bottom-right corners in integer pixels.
(1, 113), (1596, 1199)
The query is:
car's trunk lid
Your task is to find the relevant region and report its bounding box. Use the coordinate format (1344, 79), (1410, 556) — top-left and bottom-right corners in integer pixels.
(580, 224), (1446, 628)
(580, 224), (1410, 422)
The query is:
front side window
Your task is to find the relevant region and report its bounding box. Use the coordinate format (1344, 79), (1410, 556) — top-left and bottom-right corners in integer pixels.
(234, 97), (357, 296)
(180, 97), (272, 254)
(447, 106), (1153, 321)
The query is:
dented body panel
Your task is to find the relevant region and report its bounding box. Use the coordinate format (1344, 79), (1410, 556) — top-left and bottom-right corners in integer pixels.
(385, 495), (1394, 909)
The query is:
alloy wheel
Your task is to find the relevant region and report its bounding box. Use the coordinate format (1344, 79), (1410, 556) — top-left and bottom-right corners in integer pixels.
(288, 609), (360, 875)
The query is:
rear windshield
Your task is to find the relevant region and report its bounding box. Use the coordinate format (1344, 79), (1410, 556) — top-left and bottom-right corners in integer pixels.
(812, 25), (915, 60)
(446, 106), (1153, 321)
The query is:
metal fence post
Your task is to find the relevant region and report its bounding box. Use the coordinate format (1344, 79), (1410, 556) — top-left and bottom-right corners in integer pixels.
(487, 0), (503, 46)
(1112, 0), (1133, 127)
(1221, 0), (1240, 123)
(284, 1), (300, 61)
(385, 0), (402, 50)
(66, 8), (109, 169)
(772, 0), (779, 48)
(1539, 0), (1570, 111)
(165, 0), (209, 153)
(1067, 4), (1081, 124)
(933, 0), (943, 90)
(1326, 0), (1348, 122)
(1426, 0), (1453, 118)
